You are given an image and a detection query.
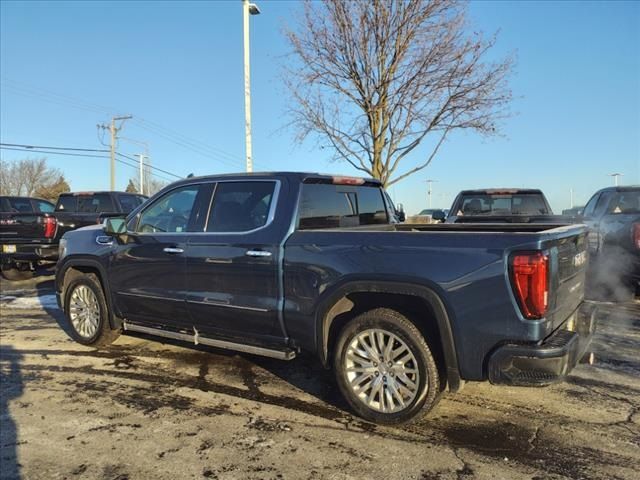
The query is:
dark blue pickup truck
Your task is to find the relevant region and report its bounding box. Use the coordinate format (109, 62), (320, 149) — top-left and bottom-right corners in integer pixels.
(54, 172), (596, 424)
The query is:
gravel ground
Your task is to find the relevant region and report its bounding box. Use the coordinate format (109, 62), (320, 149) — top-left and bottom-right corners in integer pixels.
(1, 274), (639, 480)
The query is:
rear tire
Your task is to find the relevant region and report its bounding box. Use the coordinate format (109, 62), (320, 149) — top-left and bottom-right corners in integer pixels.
(0, 263), (34, 281)
(64, 273), (120, 347)
(333, 308), (441, 425)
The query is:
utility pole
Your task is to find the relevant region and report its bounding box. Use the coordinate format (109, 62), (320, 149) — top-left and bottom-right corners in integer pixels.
(608, 173), (623, 186)
(243, 0), (261, 172)
(99, 115), (132, 190)
(426, 179), (437, 208)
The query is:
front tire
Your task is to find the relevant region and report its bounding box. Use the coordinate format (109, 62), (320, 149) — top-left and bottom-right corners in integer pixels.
(0, 263), (34, 281)
(333, 308), (441, 425)
(64, 273), (120, 347)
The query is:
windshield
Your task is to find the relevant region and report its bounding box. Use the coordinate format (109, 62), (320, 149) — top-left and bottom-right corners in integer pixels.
(454, 193), (550, 216)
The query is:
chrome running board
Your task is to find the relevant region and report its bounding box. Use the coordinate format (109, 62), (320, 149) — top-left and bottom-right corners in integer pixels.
(123, 322), (296, 360)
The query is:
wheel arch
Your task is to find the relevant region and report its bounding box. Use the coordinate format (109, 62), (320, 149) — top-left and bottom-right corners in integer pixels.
(315, 279), (462, 391)
(57, 256), (121, 330)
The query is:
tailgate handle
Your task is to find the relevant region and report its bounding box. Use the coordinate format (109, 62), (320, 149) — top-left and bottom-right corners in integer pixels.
(163, 247), (184, 254)
(246, 250), (272, 257)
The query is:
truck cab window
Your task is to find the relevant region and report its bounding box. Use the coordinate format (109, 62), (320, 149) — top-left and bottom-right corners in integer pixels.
(55, 195), (77, 212)
(298, 184), (388, 229)
(137, 185), (199, 233)
(206, 181), (275, 233)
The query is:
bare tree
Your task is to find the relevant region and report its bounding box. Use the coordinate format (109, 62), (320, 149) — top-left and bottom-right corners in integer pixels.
(284, 0), (513, 186)
(0, 158), (69, 198)
(127, 177), (167, 196)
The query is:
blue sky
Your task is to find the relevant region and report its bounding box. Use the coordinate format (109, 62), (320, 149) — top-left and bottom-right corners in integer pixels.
(1, 0), (639, 214)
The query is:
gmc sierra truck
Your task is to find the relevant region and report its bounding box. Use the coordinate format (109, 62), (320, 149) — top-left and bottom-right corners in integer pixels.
(55, 172), (596, 424)
(0, 191), (146, 280)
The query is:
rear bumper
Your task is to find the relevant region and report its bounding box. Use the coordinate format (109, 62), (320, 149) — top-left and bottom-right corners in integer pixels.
(487, 302), (597, 386)
(1, 243), (58, 263)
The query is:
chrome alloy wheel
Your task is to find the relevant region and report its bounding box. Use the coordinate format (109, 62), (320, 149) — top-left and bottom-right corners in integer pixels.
(69, 285), (100, 338)
(344, 328), (421, 413)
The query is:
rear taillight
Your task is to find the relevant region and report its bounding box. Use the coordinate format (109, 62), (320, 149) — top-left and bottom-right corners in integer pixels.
(43, 216), (57, 239)
(510, 251), (549, 319)
(633, 223), (640, 250)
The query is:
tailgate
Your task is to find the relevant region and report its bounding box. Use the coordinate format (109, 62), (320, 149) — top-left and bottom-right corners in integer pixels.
(0, 213), (48, 242)
(544, 226), (588, 330)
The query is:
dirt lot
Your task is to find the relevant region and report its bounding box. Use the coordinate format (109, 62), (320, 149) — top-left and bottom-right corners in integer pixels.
(1, 274), (639, 480)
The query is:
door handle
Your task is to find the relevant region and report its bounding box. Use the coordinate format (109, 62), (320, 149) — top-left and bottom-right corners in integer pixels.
(163, 247), (184, 254)
(246, 250), (272, 257)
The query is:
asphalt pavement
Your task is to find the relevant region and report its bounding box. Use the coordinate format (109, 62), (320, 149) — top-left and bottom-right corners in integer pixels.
(1, 274), (638, 480)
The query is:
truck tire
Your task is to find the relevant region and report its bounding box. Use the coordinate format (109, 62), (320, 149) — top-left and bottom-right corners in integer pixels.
(64, 273), (120, 347)
(0, 264), (34, 281)
(333, 308), (441, 425)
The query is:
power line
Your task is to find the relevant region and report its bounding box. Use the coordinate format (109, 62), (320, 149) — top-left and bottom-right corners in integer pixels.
(116, 152), (182, 179)
(0, 146), (110, 159)
(0, 146), (179, 181)
(1, 77), (268, 169)
(0, 143), (109, 153)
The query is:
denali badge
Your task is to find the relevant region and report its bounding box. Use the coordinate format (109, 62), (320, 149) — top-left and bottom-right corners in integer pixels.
(573, 251), (587, 268)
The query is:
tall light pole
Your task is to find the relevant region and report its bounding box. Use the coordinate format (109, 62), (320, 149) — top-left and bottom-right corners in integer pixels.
(120, 137), (149, 195)
(608, 173), (623, 186)
(426, 179), (437, 208)
(243, 0), (260, 173)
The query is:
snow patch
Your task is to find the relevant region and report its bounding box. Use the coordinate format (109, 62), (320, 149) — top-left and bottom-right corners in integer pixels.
(0, 294), (59, 310)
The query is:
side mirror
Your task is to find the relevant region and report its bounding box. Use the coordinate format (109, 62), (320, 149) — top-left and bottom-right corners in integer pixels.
(104, 216), (127, 236)
(395, 203), (406, 222)
(432, 210), (445, 222)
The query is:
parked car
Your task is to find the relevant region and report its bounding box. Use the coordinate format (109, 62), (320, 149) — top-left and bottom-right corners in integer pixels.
(405, 208), (446, 224)
(55, 172), (594, 424)
(0, 191), (146, 280)
(446, 188), (569, 223)
(579, 186), (639, 300)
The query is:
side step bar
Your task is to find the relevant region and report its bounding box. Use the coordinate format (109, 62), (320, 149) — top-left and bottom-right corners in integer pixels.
(123, 322), (296, 361)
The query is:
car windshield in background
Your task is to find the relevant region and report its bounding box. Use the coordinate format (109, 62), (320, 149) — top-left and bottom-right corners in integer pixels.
(457, 194), (549, 216)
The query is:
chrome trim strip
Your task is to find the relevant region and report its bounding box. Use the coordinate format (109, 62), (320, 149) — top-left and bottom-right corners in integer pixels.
(123, 322), (296, 360)
(116, 291), (184, 302)
(186, 299), (268, 312)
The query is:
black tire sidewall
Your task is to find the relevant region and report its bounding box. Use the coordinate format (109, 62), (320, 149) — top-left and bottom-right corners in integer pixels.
(334, 309), (440, 425)
(0, 264), (34, 281)
(64, 276), (109, 345)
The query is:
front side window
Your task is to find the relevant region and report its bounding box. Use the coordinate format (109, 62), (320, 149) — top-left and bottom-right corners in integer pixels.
(582, 193), (600, 218)
(137, 185), (199, 233)
(298, 184), (388, 229)
(206, 181), (275, 233)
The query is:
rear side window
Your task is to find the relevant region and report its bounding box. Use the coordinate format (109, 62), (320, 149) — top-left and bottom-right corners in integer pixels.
(8, 198), (34, 213)
(35, 200), (54, 213)
(118, 194), (143, 213)
(298, 184), (388, 229)
(55, 195), (77, 212)
(605, 191), (640, 214)
(206, 181), (276, 233)
(78, 194), (115, 213)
